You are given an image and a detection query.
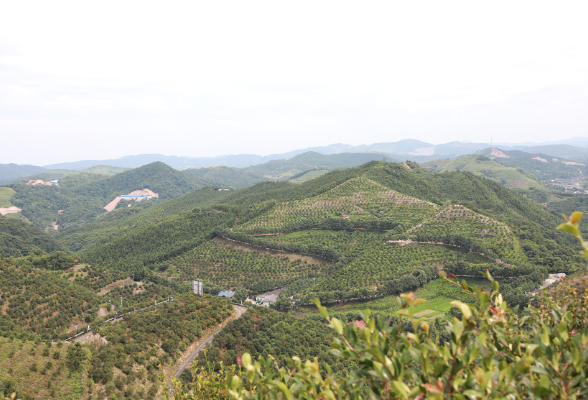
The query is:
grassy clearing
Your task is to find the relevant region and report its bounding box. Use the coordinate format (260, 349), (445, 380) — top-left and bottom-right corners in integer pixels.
(0, 187), (16, 207)
(0, 337), (89, 400)
(298, 276), (497, 318)
(289, 170), (330, 184)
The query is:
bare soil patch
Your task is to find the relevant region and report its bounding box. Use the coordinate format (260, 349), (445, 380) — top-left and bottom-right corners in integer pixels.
(413, 309), (435, 317)
(214, 236), (333, 265)
(98, 278), (133, 295)
(490, 148), (509, 158)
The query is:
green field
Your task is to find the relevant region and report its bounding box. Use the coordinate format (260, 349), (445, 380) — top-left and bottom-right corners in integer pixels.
(0, 187), (15, 207)
(289, 169), (330, 183)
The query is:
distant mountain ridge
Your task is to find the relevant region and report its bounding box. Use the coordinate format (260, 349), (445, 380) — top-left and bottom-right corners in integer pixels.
(37, 139), (588, 171)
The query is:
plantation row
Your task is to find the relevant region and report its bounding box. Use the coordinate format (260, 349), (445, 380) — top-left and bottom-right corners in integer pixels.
(0, 258), (100, 339)
(240, 177), (439, 232)
(89, 294), (233, 399)
(169, 239), (328, 291)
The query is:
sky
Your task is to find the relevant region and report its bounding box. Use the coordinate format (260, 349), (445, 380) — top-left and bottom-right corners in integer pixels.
(1, 1), (587, 165)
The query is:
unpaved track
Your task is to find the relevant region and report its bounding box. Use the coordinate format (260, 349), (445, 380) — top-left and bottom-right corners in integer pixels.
(174, 305), (247, 378)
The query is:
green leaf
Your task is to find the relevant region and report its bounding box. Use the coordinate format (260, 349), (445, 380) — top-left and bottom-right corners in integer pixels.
(391, 381), (410, 399)
(451, 300), (472, 320)
(311, 298), (329, 320)
(541, 327), (550, 347)
(275, 382), (293, 400)
(557, 222), (580, 237)
(331, 318), (343, 335)
(453, 320), (465, 340)
(242, 353), (251, 368)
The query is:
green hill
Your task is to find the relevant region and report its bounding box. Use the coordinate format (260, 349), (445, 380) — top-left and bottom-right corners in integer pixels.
(6, 162), (205, 231)
(63, 161), (581, 301)
(479, 148), (588, 181)
(0, 163), (47, 185)
(0, 252), (235, 399)
(421, 153), (545, 189)
(182, 151), (392, 188)
(0, 217), (64, 257)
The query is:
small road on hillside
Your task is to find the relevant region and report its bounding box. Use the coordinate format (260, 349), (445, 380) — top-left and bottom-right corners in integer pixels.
(174, 305), (247, 378)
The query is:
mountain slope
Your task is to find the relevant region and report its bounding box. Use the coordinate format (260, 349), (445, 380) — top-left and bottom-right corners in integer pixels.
(67, 161), (581, 301)
(0, 163), (47, 184)
(0, 217), (64, 257)
(8, 162), (204, 231)
(421, 153), (545, 189)
(478, 148), (587, 180)
(182, 151), (393, 188)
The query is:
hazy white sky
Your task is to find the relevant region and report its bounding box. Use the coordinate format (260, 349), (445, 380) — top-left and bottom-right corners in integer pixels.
(1, 1), (587, 165)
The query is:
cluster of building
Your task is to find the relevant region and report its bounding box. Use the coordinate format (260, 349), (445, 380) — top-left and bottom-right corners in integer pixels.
(255, 293), (278, 307)
(26, 179), (59, 186)
(104, 189), (159, 212)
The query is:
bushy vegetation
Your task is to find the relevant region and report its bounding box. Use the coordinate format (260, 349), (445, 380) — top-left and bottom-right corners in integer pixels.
(0, 217), (64, 257)
(163, 270), (588, 399)
(0, 338), (90, 400)
(81, 209), (235, 272)
(57, 186), (232, 253)
(196, 307), (353, 376)
(88, 294), (233, 399)
(0, 258), (100, 339)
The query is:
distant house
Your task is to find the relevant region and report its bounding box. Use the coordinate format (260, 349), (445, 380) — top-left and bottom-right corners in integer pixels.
(218, 291), (235, 298)
(256, 293), (278, 307)
(347, 320), (367, 328)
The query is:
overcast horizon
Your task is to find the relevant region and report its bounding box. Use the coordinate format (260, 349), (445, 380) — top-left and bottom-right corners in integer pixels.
(1, 1), (587, 165)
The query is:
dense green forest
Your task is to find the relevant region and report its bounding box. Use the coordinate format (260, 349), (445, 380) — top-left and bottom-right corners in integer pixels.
(0, 217), (64, 257)
(6, 162), (206, 231)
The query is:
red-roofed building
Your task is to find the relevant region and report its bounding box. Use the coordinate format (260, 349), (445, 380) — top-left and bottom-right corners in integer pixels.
(347, 320), (366, 328)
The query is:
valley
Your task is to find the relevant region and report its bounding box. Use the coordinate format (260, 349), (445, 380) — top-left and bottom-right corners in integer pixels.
(2, 144), (588, 399)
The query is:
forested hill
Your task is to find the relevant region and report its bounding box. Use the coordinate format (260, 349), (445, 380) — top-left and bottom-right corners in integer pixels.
(0, 217), (64, 257)
(478, 148), (588, 180)
(183, 151), (392, 188)
(0, 163), (47, 184)
(68, 161), (203, 200)
(68, 161), (582, 303)
(7, 162), (205, 231)
(421, 154), (545, 190)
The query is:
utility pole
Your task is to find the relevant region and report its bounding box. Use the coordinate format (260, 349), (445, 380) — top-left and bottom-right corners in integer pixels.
(120, 297), (122, 309)
(132, 273), (134, 282)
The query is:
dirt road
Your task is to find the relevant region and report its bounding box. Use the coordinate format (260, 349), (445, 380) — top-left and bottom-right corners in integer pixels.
(174, 305), (247, 378)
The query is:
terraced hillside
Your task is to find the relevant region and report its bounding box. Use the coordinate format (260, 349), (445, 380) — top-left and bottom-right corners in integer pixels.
(61, 161), (582, 303)
(238, 177), (438, 233)
(170, 237), (330, 292)
(399, 204), (520, 261)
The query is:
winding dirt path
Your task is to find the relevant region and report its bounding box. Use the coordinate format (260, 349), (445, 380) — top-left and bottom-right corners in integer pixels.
(173, 305), (247, 378)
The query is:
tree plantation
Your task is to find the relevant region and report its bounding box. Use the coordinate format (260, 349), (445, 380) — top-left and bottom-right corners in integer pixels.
(2, 159), (588, 399)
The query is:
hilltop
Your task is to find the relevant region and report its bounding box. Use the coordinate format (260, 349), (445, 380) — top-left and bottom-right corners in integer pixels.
(61, 161), (581, 305)
(183, 151), (392, 188)
(421, 153), (546, 189)
(5, 162), (205, 231)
